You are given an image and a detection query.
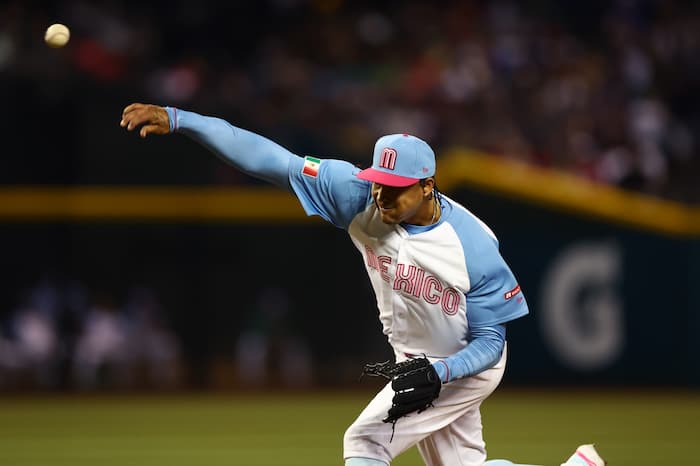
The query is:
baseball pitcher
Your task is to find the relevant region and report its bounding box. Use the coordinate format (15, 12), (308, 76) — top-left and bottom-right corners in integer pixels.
(120, 104), (605, 466)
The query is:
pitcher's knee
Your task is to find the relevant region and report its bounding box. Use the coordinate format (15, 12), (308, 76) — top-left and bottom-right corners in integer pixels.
(343, 423), (391, 465)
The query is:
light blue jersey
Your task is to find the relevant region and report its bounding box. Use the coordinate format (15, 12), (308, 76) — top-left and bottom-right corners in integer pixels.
(167, 107), (529, 383)
(288, 156), (529, 365)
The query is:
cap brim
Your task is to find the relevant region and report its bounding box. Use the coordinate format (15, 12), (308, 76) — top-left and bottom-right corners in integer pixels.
(356, 168), (419, 187)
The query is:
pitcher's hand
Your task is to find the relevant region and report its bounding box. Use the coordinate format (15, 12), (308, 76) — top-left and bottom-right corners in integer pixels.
(120, 103), (171, 138)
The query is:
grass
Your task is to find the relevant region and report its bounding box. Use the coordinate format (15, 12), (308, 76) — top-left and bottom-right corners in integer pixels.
(0, 388), (698, 465)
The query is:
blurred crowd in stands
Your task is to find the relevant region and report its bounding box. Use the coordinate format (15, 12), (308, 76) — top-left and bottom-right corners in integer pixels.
(1, 0), (699, 200)
(0, 276), (315, 391)
(0, 278), (182, 390)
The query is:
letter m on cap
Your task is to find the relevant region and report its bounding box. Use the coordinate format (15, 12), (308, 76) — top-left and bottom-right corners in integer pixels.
(380, 148), (397, 170)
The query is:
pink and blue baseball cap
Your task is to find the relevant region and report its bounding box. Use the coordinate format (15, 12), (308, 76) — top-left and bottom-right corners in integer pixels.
(356, 134), (436, 187)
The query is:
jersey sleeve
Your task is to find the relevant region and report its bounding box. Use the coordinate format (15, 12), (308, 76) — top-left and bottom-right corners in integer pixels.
(168, 108), (372, 229)
(433, 324), (506, 383)
(288, 156), (372, 230)
(465, 243), (529, 327)
(454, 217), (529, 327)
(168, 108), (293, 189)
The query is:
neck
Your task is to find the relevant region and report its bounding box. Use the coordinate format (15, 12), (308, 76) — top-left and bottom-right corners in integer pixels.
(430, 195), (440, 224)
(400, 195), (441, 227)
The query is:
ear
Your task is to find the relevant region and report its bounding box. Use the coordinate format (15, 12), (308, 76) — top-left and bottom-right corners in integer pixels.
(422, 178), (435, 198)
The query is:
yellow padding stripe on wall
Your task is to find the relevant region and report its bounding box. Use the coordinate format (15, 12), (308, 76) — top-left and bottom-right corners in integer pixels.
(0, 150), (697, 235)
(0, 187), (313, 223)
(439, 148), (700, 237)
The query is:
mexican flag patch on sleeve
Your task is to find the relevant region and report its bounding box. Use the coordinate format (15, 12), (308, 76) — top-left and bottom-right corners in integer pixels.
(302, 156), (321, 178)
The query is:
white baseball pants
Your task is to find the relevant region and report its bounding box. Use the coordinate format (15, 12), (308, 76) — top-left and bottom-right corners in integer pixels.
(344, 345), (507, 466)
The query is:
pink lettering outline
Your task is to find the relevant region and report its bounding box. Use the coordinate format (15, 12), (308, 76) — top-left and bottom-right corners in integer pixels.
(394, 264), (417, 294)
(378, 256), (391, 283)
(441, 287), (460, 315)
(380, 148), (397, 170)
(422, 276), (442, 304)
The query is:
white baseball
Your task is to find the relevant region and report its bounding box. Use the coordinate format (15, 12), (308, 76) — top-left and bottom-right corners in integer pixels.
(45, 23), (70, 48)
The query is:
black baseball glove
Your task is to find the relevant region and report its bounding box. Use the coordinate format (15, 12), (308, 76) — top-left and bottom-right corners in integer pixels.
(361, 355), (442, 425)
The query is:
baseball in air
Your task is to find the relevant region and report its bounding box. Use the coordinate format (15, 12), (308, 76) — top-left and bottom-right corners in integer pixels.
(44, 23), (70, 48)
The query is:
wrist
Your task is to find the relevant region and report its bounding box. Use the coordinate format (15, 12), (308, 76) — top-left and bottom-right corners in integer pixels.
(433, 360), (450, 384)
(164, 106), (178, 132)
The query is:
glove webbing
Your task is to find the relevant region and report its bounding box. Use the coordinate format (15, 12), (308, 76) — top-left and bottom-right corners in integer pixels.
(360, 356), (432, 443)
(360, 356), (430, 380)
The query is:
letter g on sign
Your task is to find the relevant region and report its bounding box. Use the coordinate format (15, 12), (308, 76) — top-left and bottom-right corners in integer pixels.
(540, 241), (624, 371)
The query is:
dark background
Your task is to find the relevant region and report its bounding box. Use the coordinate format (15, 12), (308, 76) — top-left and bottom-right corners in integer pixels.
(0, 0), (698, 391)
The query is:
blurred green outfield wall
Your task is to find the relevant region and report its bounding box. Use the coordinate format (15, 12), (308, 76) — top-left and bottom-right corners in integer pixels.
(0, 185), (697, 388)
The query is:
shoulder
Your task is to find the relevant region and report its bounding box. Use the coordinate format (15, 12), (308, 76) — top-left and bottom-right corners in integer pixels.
(291, 156), (364, 186)
(289, 156), (372, 229)
(440, 197), (508, 280)
(442, 196), (499, 252)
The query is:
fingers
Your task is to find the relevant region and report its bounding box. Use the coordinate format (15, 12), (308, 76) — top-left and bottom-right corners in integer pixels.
(120, 103), (169, 135)
(120, 103), (147, 128)
(139, 124), (162, 138)
(121, 102), (145, 116)
(120, 103), (148, 130)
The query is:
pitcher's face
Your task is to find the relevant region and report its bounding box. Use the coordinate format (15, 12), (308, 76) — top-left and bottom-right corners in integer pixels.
(371, 179), (434, 225)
